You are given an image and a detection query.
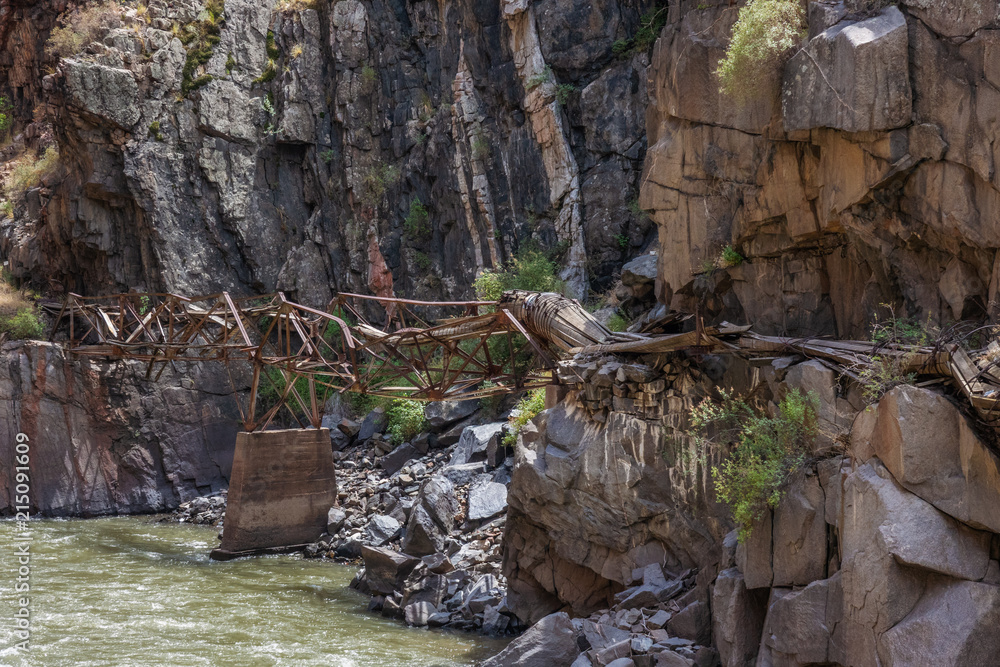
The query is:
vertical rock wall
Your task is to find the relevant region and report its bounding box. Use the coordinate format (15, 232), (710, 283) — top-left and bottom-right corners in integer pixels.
(504, 353), (755, 624)
(642, 1), (1000, 337)
(0, 342), (241, 515)
(0, 0), (657, 304)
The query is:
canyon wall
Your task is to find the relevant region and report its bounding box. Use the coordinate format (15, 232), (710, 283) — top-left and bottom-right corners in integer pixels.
(642, 1), (1000, 338)
(0, 341), (240, 515)
(502, 352), (1000, 666)
(0, 0), (657, 304)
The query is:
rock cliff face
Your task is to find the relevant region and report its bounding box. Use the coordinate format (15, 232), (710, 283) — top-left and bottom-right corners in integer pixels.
(0, 341), (240, 515)
(504, 354), (746, 624)
(642, 1), (1000, 337)
(0, 0), (657, 303)
(503, 353), (1000, 666)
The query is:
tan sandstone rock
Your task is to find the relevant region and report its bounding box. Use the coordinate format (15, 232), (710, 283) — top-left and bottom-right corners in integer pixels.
(771, 470), (827, 587)
(873, 385), (1000, 533)
(839, 460), (992, 665)
(782, 6), (911, 133)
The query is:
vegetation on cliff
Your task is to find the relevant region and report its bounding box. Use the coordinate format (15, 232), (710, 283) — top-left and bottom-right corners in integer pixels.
(473, 249), (563, 302)
(716, 0), (805, 101)
(46, 2), (121, 58)
(690, 388), (818, 541)
(6, 147), (60, 196)
(180, 0), (225, 94)
(503, 389), (545, 447)
(0, 275), (44, 340)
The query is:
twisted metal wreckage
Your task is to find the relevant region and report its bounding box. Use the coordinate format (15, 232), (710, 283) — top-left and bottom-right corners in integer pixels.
(49, 290), (1000, 431)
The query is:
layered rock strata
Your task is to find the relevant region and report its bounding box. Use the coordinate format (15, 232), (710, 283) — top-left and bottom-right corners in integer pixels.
(0, 341), (240, 515)
(642, 1), (1000, 337)
(0, 0), (656, 304)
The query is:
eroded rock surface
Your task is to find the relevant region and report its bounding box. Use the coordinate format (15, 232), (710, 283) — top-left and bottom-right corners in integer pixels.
(0, 341), (240, 515)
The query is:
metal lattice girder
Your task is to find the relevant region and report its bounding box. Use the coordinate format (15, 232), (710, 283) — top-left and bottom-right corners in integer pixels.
(52, 290), (583, 431)
(50, 290), (1000, 431)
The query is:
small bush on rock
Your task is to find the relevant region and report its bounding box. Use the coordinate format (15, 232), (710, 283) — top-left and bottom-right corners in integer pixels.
(503, 388), (545, 446)
(607, 312), (629, 332)
(0, 279), (44, 340)
(403, 198), (431, 240)
(852, 304), (933, 404)
(474, 249), (564, 302)
(180, 0), (225, 94)
(690, 388), (818, 542)
(716, 0), (805, 102)
(385, 399), (428, 445)
(6, 147), (59, 196)
(47, 2), (122, 58)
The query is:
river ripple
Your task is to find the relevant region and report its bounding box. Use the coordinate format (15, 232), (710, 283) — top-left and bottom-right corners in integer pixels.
(0, 517), (506, 666)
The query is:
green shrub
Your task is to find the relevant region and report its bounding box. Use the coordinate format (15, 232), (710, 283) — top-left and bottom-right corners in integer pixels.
(0, 277), (44, 341)
(0, 308), (44, 340)
(526, 65), (552, 91)
(320, 148), (336, 163)
(632, 6), (669, 52)
(473, 248), (564, 301)
(852, 304), (932, 403)
(721, 245), (743, 267)
(1, 200), (13, 217)
(148, 121), (164, 141)
(180, 0), (225, 94)
(6, 147), (59, 195)
(386, 399), (428, 445)
(716, 0), (805, 102)
(413, 251), (432, 271)
(503, 388), (545, 446)
(265, 29), (280, 59)
(471, 132), (491, 161)
(473, 248), (563, 376)
(0, 96), (12, 138)
(690, 388), (818, 542)
(404, 198), (431, 239)
(47, 2), (121, 58)
(607, 312), (629, 332)
(555, 83), (575, 106)
(612, 6), (668, 58)
(361, 65), (378, 91)
(615, 233), (629, 250)
(254, 58), (277, 84)
(360, 163), (400, 208)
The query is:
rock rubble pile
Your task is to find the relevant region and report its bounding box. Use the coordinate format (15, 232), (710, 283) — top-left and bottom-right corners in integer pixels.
(484, 562), (716, 667)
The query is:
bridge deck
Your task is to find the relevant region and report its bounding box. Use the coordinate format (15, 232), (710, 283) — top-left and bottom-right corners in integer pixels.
(48, 291), (1000, 430)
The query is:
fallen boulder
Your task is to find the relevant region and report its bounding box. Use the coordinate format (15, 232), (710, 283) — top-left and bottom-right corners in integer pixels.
(481, 612), (581, 667)
(360, 546), (420, 596)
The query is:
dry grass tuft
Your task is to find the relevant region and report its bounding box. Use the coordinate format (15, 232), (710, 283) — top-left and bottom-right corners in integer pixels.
(47, 2), (122, 58)
(6, 147), (59, 196)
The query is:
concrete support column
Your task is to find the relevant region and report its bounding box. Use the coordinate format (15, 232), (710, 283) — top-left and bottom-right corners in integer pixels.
(211, 428), (336, 560)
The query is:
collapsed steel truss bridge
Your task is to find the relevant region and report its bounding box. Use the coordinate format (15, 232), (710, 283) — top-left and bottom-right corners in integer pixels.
(50, 289), (1000, 431)
(51, 290), (616, 431)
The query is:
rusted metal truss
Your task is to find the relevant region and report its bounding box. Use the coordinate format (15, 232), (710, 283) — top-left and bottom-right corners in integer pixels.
(53, 286), (1000, 432)
(51, 290), (607, 431)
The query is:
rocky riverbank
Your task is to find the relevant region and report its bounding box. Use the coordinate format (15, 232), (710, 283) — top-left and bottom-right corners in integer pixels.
(170, 398), (521, 635)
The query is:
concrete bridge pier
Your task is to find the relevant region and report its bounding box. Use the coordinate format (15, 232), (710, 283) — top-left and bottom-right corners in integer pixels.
(210, 428), (336, 560)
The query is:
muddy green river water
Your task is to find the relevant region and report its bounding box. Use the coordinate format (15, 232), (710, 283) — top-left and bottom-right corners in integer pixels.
(0, 517), (507, 666)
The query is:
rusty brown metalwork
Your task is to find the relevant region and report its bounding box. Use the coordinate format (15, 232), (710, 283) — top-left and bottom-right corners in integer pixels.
(54, 287), (1000, 432)
(52, 290), (577, 431)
